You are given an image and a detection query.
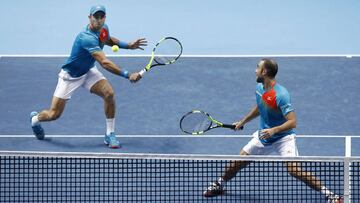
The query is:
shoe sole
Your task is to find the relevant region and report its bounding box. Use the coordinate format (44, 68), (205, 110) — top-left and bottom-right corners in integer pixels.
(32, 126), (45, 140)
(203, 190), (225, 198)
(35, 133), (45, 140)
(104, 140), (120, 148)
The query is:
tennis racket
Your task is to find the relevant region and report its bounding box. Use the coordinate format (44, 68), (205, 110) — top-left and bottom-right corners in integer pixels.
(139, 37), (183, 76)
(179, 110), (243, 135)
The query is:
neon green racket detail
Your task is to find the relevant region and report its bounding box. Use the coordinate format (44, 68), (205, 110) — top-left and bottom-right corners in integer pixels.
(179, 110), (243, 135)
(139, 37), (183, 76)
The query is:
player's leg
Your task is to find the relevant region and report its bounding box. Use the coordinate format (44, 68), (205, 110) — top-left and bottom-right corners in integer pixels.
(276, 135), (343, 202)
(30, 70), (81, 140)
(90, 79), (115, 119)
(38, 97), (67, 121)
(204, 131), (269, 197)
(286, 162), (323, 191)
(203, 149), (251, 198)
(90, 79), (119, 148)
(276, 135), (322, 190)
(85, 67), (119, 148)
(30, 96), (67, 139)
(222, 150), (251, 182)
(286, 162), (342, 202)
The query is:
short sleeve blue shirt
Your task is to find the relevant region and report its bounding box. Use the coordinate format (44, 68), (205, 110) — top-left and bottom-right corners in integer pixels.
(255, 82), (295, 145)
(61, 24), (110, 77)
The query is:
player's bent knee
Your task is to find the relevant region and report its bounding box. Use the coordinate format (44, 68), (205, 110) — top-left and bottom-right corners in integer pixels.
(103, 90), (114, 101)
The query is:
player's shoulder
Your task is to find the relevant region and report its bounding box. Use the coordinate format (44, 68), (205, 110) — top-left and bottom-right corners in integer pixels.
(274, 83), (289, 92)
(256, 83), (263, 90)
(102, 23), (109, 30)
(274, 83), (290, 98)
(78, 26), (98, 42)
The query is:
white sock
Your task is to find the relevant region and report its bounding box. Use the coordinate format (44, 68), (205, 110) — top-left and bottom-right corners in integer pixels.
(217, 177), (226, 186)
(31, 115), (39, 126)
(106, 118), (115, 135)
(321, 186), (333, 196)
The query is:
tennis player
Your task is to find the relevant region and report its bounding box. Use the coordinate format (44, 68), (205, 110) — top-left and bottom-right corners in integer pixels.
(203, 59), (343, 203)
(30, 5), (147, 148)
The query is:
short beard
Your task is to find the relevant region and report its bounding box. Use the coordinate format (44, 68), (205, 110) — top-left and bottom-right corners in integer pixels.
(256, 77), (264, 83)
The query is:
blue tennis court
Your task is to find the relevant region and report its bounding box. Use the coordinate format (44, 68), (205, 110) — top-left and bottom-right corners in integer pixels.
(0, 56), (359, 154)
(0, 56), (359, 203)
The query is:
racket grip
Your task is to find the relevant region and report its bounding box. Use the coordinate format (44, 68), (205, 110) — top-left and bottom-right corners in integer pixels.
(223, 124), (236, 129)
(223, 124), (244, 130)
(139, 69), (146, 77)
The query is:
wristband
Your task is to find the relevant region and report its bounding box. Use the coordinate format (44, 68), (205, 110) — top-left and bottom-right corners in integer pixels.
(117, 41), (129, 49)
(119, 70), (129, 78)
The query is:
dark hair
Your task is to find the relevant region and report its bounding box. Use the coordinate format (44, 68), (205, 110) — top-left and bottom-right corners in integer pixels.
(261, 58), (278, 78)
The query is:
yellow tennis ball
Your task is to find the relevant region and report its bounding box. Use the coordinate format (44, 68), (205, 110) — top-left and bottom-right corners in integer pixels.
(112, 45), (119, 52)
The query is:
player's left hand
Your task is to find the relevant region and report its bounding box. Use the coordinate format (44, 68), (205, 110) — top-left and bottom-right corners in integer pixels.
(259, 128), (276, 139)
(128, 38), (147, 50)
(129, 72), (142, 83)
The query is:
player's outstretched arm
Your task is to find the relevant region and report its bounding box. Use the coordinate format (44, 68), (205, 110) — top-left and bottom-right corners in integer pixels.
(107, 37), (147, 50)
(234, 106), (260, 130)
(91, 51), (142, 83)
(128, 38), (147, 50)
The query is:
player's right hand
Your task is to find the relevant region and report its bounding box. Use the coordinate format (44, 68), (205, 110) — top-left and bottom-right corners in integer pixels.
(233, 120), (245, 130)
(129, 72), (142, 83)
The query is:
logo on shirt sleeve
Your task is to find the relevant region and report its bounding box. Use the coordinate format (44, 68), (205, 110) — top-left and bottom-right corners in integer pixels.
(262, 89), (278, 110)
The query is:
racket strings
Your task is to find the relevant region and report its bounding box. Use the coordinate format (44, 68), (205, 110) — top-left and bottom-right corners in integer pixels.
(155, 56), (176, 64)
(180, 113), (212, 134)
(154, 39), (182, 64)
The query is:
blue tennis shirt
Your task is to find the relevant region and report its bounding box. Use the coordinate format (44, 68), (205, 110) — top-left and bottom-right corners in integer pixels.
(61, 24), (110, 77)
(255, 82), (295, 145)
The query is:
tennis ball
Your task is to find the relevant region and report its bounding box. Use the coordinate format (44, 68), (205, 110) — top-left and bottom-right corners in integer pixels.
(112, 45), (119, 52)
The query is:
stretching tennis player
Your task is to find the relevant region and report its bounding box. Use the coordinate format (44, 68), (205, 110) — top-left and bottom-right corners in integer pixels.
(203, 59), (343, 203)
(30, 5), (147, 148)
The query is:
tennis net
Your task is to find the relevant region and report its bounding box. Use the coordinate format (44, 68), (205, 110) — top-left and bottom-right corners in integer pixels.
(0, 151), (358, 203)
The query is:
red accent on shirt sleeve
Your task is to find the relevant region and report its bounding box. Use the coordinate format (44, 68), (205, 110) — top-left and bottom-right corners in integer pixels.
(262, 89), (278, 109)
(99, 28), (109, 43)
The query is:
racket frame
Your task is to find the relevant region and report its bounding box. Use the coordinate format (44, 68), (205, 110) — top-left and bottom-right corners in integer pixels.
(140, 37), (183, 76)
(180, 110), (236, 135)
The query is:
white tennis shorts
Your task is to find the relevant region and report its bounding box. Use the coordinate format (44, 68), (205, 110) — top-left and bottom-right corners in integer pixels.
(53, 67), (106, 100)
(242, 131), (298, 157)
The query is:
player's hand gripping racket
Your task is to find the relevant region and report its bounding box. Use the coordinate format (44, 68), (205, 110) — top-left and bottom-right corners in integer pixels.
(139, 37), (183, 76)
(180, 110), (243, 135)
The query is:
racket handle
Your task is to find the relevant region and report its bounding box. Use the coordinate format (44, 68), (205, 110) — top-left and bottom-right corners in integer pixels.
(223, 124), (244, 130)
(223, 124), (236, 129)
(139, 69), (146, 77)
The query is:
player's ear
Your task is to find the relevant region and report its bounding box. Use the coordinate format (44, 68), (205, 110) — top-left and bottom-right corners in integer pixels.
(261, 67), (267, 76)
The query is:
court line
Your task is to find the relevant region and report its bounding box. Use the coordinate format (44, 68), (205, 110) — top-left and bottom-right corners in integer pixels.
(0, 54), (359, 58)
(0, 135), (359, 138)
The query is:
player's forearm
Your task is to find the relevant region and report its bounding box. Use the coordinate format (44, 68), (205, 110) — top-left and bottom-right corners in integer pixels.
(107, 37), (119, 46)
(272, 120), (296, 134)
(107, 37), (129, 49)
(272, 112), (297, 134)
(92, 51), (129, 78)
(241, 106), (260, 124)
(100, 59), (128, 78)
